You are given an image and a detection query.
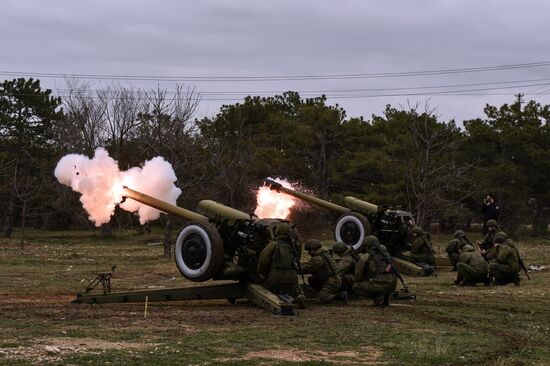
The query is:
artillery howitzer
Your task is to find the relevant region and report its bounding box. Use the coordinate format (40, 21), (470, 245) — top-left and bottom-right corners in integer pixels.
(75, 187), (298, 315)
(264, 179), (413, 256)
(263, 179), (451, 275)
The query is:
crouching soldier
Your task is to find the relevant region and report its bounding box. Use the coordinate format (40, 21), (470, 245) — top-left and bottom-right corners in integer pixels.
(352, 235), (397, 306)
(300, 239), (343, 304)
(455, 245), (489, 286)
(332, 241), (359, 294)
(258, 223), (306, 308)
(477, 219), (502, 261)
(488, 234), (521, 286)
(410, 226), (435, 266)
(446, 230), (471, 270)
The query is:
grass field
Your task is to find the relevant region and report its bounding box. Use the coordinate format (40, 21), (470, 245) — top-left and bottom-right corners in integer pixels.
(1, 229), (549, 365)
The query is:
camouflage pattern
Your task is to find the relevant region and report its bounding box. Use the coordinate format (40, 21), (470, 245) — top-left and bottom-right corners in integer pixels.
(334, 247), (359, 291)
(489, 241), (521, 285)
(456, 245), (488, 284)
(352, 246), (397, 298)
(304, 239), (322, 251)
(446, 232), (470, 268)
(479, 228), (505, 261)
(301, 248), (342, 304)
(410, 228), (435, 266)
(257, 234), (303, 304)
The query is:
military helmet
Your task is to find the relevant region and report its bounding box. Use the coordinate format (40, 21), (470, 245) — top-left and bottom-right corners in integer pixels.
(304, 239), (322, 251)
(412, 226), (424, 235)
(486, 219), (498, 228)
(332, 241), (348, 254)
(363, 235), (379, 248)
(454, 230), (465, 238)
(493, 232), (506, 244)
(274, 223), (290, 237)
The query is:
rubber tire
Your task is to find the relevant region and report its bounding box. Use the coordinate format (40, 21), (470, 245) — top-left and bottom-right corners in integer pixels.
(334, 212), (372, 250)
(175, 222), (224, 282)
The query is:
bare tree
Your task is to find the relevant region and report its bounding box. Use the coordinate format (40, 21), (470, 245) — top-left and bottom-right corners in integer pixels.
(60, 79), (107, 154)
(137, 85), (203, 257)
(206, 117), (255, 208)
(98, 84), (144, 169)
(387, 103), (478, 227)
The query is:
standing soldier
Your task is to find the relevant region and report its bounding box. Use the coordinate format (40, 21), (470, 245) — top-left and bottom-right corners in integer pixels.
(300, 239), (343, 304)
(488, 235), (521, 286)
(481, 194), (500, 234)
(332, 241), (360, 294)
(454, 245), (489, 286)
(410, 226), (435, 266)
(353, 235), (397, 306)
(257, 223), (305, 308)
(446, 230), (471, 270)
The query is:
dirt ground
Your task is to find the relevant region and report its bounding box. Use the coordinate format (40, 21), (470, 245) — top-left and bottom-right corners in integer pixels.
(1, 230), (549, 365)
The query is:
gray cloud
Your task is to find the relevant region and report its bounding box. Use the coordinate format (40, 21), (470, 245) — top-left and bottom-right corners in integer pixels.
(1, 0), (549, 122)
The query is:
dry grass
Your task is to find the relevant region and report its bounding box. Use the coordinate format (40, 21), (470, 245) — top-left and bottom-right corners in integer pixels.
(1, 228), (549, 365)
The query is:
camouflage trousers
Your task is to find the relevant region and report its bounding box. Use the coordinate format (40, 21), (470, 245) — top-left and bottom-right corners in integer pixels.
(265, 281), (303, 300)
(456, 263), (488, 284)
(410, 253), (435, 266)
(488, 263), (520, 284)
(447, 252), (460, 268)
(308, 276), (342, 304)
(352, 274), (397, 297)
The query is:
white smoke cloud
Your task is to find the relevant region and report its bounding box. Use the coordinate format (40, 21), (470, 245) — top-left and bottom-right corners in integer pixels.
(54, 148), (181, 226)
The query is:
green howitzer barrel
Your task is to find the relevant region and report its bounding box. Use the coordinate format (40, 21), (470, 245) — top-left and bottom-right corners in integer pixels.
(122, 187), (209, 223)
(263, 178), (351, 214)
(343, 196), (378, 215)
(263, 179), (374, 250)
(122, 186), (284, 283)
(263, 179), (411, 256)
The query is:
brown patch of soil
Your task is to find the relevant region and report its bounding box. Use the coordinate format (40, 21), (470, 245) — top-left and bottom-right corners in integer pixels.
(0, 337), (157, 364)
(219, 346), (385, 364)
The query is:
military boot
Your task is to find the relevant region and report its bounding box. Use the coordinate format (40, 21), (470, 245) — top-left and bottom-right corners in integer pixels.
(373, 295), (389, 306)
(295, 294), (306, 309)
(338, 291), (349, 304)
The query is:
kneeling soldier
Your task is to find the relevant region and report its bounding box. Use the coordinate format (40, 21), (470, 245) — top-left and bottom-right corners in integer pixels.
(301, 239), (342, 304)
(258, 223), (305, 308)
(332, 241), (359, 294)
(352, 235), (397, 306)
(455, 245), (489, 286)
(410, 226), (435, 266)
(446, 230), (471, 270)
(488, 234), (521, 286)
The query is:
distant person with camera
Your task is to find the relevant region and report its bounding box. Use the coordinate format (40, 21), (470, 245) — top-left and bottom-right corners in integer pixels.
(481, 194), (500, 234)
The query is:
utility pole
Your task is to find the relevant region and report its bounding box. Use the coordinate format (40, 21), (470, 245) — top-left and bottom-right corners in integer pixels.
(515, 93), (524, 110)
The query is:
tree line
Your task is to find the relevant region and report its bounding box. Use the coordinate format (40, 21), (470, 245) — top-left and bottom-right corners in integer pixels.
(1, 78), (549, 246)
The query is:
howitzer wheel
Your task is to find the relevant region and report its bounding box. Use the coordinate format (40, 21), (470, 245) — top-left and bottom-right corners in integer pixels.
(335, 212), (371, 250)
(175, 222), (224, 282)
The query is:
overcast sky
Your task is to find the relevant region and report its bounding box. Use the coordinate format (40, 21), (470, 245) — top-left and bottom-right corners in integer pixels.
(2, 0), (550, 123)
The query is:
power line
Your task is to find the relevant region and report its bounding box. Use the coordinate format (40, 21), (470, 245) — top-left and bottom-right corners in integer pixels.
(1, 60), (550, 82)
(39, 77), (550, 96)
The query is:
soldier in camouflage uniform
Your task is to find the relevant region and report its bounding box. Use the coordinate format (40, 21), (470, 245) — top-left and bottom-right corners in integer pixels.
(332, 241), (360, 293)
(446, 230), (471, 270)
(455, 244), (489, 286)
(301, 239), (343, 304)
(488, 235), (521, 286)
(353, 235), (397, 306)
(477, 219), (504, 261)
(410, 226), (435, 266)
(257, 223), (305, 308)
